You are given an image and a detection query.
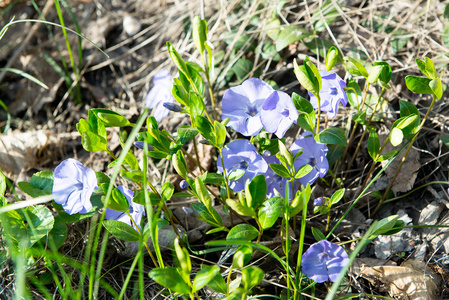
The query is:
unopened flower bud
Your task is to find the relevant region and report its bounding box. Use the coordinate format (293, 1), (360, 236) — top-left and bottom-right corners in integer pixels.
(313, 197), (325, 207)
(134, 141), (152, 150)
(179, 180), (189, 190)
(162, 102), (182, 112)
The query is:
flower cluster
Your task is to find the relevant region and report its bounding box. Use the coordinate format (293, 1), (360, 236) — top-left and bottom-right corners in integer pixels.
(301, 240), (349, 283)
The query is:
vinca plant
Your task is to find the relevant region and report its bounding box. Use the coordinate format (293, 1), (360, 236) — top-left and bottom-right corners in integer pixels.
(0, 12), (445, 300)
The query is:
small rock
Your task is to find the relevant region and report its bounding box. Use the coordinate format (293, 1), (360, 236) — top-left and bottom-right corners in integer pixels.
(123, 15), (141, 36)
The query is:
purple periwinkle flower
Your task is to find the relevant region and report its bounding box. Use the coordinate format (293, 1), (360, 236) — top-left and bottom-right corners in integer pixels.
(301, 240), (349, 283)
(144, 69), (174, 122)
(105, 185), (145, 231)
(313, 197), (325, 207)
(290, 131), (329, 186)
(52, 159), (98, 215)
(308, 71), (348, 118)
(217, 139), (268, 192)
(222, 78), (274, 136)
(260, 91), (299, 138)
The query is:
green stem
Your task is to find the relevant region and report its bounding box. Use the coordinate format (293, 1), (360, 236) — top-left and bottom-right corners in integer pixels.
(316, 95), (321, 135)
(375, 95), (438, 215)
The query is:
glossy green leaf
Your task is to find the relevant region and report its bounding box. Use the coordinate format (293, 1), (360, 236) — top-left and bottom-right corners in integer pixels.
(226, 198), (256, 218)
(92, 109), (131, 127)
(241, 266), (264, 291)
(326, 46), (338, 71)
(195, 177), (211, 208)
(430, 78), (443, 99)
(214, 120), (227, 149)
(18, 171), (54, 198)
(275, 25), (311, 51)
(367, 129), (380, 160)
(195, 116), (215, 145)
(232, 58), (253, 81)
(167, 42), (190, 79)
(247, 175), (267, 210)
(161, 182), (175, 201)
(148, 267), (191, 295)
(45, 216), (67, 250)
(258, 197), (284, 230)
(292, 92), (316, 132)
(177, 126), (198, 144)
(192, 16), (207, 54)
(232, 245), (253, 269)
(269, 163), (290, 178)
(330, 188), (345, 205)
(226, 224), (258, 241)
(207, 271), (227, 294)
(373, 61), (392, 84)
(293, 58), (319, 97)
(192, 265), (220, 293)
(172, 150), (188, 178)
(405, 75), (433, 95)
(346, 79), (362, 109)
(315, 127), (347, 145)
(103, 220), (140, 241)
(376, 150), (397, 162)
(313, 0), (340, 32)
(294, 164), (313, 179)
(191, 202), (223, 228)
(352, 110), (366, 125)
(311, 227), (325, 242)
(367, 65), (383, 84)
(370, 215), (400, 237)
(425, 57), (437, 79)
(344, 57), (369, 78)
(189, 92), (205, 119)
(228, 169), (245, 181)
(390, 127), (403, 147)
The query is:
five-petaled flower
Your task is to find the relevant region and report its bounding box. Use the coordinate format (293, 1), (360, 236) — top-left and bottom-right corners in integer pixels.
(222, 78), (274, 136)
(301, 239), (349, 283)
(260, 91), (299, 138)
(290, 131), (329, 186)
(217, 139), (268, 192)
(308, 71), (348, 119)
(52, 159), (98, 215)
(105, 185), (145, 231)
(144, 69), (174, 122)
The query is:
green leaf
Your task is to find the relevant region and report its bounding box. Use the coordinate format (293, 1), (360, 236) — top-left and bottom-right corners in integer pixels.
(441, 135), (449, 148)
(294, 164), (313, 179)
(265, 17), (281, 40)
(195, 177), (212, 208)
(303, 37), (342, 62)
(367, 65), (383, 84)
(370, 215), (404, 237)
(352, 111), (366, 125)
(367, 129), (380, 160)
(191, 202), (223, 228)
(232, 59), (254, 81)
(373, 61), (392, 84)
(430, 78), (443, 99)
(241, 266), (264, 291)
(214, 120), (227, 149)
(228, 169), (245, 181)
(247, 175), (267, 210)
(161, 182), (175, 201)
(289, 184), (311, 217)
(226, 198), (256, 218)
(18, 171), (54, 198)
(195, 116), (215, 145)
(79, 130), (108, 152)
(172, 80), (189, 106)
(391, 114), (419, 139)
(204, 173), (224, 184)
(313, 0), (340, 32)
(315, 127), (347, 145)
(258, 197), (284, 230)
(45, 216), (67, 250)
(120, 169), (144, 183)
(148, 267), (191, 295)
(172, 150), (188, 178)
(390, 127), (403, 147)
(167, 42), (190, 79)
(269, 163), (291, 178)
(293, 58), (319, 97)
(275, 25), (311, 51)
(405, 76), (433, 95)
(390, 29), (410, 54)
(376, 150), (397, 162)
(177, 126), (198, 144)
(292, 93), (316, 132)
(103, 220), (140, 241)
(344, 57), (368, 78)
(326, 46), (338, 71)
(444, 3), (449, 19)
(311, 227), (325, 242)
(189, 92), (205, 119)
(91, 109), (131, 127)
(443, 24), (449, 47)
(346, 79), (362, 109)
(207, 271), (227, 294)
(278, 140), (294, 168)
(110, 187), (130, 212)
(226, 224), (258, 241)
(330, 188), (345, 205)
(192, 16), (207, 54)
(425, 57), (437, 79)
(192, 265), (220, 293)
(232, 245), (253, 269)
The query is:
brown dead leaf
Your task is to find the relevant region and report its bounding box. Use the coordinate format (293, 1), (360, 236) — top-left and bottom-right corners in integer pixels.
(352, 258), (441, 300)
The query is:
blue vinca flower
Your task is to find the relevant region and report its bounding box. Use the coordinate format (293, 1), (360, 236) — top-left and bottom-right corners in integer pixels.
(291, 131), (329, 186)
(144, 69), (174, 122)
(301, 240), (349, 283)
(263, 155), (290, 199)
(308, 71), (348, 118)
(222, 78), (274, 136)
(217, 139), (268, 192)
(105, 185), (145, 231)
(52, 159), (98, 215)
(260, 90), (299, 138)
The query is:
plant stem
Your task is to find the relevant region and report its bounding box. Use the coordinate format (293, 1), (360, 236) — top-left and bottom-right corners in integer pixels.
(374, 95), (437, 215)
